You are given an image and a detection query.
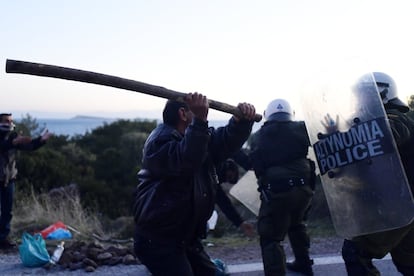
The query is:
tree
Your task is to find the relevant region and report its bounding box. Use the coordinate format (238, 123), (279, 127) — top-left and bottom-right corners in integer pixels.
(74, 119), (156, 217)
(15, 116), (157, 218)
(15, 113), (40, 136)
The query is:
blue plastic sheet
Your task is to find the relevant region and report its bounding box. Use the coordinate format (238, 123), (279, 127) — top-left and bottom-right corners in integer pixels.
(46, 228), (72, 240)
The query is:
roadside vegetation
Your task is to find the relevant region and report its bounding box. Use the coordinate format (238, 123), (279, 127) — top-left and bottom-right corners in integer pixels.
(14, 105), (414, 243)
(11, 114), (155, 241)
(12, 186), (105, 240)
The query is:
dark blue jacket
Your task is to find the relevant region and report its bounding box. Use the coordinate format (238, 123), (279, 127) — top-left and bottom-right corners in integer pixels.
(133, 117), (253, 243)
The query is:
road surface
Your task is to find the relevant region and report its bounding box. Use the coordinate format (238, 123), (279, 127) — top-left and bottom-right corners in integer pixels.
(0, 253), (401, 275)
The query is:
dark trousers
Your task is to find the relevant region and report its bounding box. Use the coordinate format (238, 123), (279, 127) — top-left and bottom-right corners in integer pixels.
(0, 181), (14, 241)
(258, 186), (313, 276)
(134, 233), (216, 276)
(342, 221), (414, 276)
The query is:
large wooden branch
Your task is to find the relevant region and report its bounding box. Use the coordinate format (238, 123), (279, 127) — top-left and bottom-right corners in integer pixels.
(6, 59), (262, 122)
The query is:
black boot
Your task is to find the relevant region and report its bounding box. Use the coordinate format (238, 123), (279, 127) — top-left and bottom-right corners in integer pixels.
(286, 259), (314, 276)
(0, 238), (17, 249)
(287, 224), (313, 275)
(342, 239), (380, 276)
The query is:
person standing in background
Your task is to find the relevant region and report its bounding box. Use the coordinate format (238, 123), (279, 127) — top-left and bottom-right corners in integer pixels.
(0, 113), (52, 249)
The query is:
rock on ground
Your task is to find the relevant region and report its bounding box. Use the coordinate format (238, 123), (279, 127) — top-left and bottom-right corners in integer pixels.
(0, 236), (344, 275)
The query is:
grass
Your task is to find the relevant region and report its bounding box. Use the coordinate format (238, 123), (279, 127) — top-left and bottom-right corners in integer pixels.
(205, 207), (338, 252)
(9, 183), (337, 248)
(11, 186), (105, 242)
(205, 231), (259, 247)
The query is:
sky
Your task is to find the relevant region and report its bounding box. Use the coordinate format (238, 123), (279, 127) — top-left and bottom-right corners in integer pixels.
(2, 0), (414, 121)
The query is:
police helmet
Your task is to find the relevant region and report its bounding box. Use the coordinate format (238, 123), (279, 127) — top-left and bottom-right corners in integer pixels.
(264, 99), (293, 121)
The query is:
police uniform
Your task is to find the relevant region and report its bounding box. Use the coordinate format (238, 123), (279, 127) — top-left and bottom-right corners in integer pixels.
(250, 111), (315, 276)
(342, 108), (414, 276)
(341, 72), (414, 276)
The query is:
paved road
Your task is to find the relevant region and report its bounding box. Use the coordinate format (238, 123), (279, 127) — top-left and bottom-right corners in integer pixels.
(0, 253), (401, 275)
(228, 254), (401, 275)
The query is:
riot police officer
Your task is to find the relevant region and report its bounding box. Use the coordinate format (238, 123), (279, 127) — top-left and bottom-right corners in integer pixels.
(341, 72), (414, 276)
(249, 99), (316, 276)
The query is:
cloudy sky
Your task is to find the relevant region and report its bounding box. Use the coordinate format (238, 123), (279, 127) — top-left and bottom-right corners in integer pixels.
(2, 0), (414, 120)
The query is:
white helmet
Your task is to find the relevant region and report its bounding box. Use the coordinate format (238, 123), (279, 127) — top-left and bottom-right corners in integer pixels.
(356, 72), (408, 113)
(264, 99), (293, 121)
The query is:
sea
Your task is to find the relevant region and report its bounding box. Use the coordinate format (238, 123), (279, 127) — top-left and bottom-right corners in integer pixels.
(31, 117), (121, 136)
(20, 116), (262, 137)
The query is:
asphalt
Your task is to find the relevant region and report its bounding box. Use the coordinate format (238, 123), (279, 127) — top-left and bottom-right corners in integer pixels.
(228, 254), (401, 275)
(0, 253), (402, 275)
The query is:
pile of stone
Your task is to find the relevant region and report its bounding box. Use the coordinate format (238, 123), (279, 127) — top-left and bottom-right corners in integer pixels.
(53, 241), (140, 272)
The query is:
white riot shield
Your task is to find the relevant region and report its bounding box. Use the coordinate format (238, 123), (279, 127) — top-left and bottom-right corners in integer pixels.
(301, 65), (414, 237)
(229, 170), (260, 216)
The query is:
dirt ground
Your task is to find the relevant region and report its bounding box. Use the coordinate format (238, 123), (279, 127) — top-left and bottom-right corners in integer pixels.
(205, 235), (344, 264)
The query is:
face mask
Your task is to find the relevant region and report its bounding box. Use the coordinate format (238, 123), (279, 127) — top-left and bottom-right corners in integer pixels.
(0, 122), (15, 132)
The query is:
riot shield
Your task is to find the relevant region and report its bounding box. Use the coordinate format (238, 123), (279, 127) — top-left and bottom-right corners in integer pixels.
(301, 66), (414, 238)
(229, 170), (260, 216)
